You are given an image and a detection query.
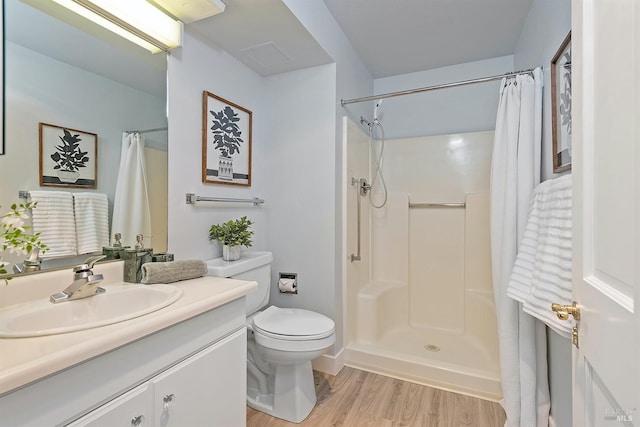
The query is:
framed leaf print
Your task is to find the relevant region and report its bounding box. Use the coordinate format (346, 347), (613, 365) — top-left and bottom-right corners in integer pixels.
(202, 91), (252, 186)
(39, 123), (97, 189)
(551, 31), (572, 173)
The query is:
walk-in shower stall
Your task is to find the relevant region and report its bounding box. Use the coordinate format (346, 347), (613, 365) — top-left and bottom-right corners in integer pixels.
(339, 70), (538, 400)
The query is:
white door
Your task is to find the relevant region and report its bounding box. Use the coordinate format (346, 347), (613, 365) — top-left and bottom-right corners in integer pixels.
(572, 0), (639, 425)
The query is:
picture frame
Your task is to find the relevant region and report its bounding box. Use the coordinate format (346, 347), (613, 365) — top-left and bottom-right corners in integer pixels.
(551, 31), (572, 173)
(202, 91), (252, 186)
(39, 122), (97, 189)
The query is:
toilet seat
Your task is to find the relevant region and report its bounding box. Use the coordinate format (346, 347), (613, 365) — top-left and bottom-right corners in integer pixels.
(252, 306), (336, 352)
(252, 306), (335, 340)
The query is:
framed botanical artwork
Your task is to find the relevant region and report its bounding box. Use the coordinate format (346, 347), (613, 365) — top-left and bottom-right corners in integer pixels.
(551, 31), (572, 173)
(39, 122), (97, 189)
(202, 91), (252, 186)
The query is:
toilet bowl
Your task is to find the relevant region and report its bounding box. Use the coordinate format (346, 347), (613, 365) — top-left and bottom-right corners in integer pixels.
(206, 251), (335, 423)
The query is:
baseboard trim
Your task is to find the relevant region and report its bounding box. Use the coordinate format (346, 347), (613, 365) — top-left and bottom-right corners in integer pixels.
(312, 347), (345, 375)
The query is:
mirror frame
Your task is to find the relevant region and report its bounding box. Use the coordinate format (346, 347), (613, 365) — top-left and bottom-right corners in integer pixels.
(2, 2), (168, 278)
(1, 0), (4, 156)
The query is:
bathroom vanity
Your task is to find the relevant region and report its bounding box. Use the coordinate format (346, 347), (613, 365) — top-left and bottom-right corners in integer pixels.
(0, 262), (257, 426)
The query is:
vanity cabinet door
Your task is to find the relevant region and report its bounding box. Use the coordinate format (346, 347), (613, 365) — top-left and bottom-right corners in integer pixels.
(66, 383), (153, 427)
(151, 328), (247, 427)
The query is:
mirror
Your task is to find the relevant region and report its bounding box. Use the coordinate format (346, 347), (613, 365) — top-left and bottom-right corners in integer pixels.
(0, 0), (168, 276)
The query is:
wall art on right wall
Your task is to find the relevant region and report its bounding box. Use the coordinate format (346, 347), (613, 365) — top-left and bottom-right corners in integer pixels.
(202, 91), (252, 187)
(551, 31), (572, 173)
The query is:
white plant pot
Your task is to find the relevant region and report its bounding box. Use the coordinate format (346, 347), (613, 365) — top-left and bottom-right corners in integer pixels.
(218, 156), (233, 180)
(222, 245), (241, 261)
(57, 170), (80, 183)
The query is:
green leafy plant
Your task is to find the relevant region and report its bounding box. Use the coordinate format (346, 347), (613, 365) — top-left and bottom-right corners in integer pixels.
(210, 106), (244, 158)
(0, 202), (48, 284)
(50, 129), (90, 172)
(208, 216), (254, 247)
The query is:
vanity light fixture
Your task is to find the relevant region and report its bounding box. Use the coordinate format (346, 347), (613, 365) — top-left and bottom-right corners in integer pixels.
(51, 0), (183, 53)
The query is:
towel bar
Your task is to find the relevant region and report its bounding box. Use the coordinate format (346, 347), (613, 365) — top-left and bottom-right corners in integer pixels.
(185, 193), (264, 206)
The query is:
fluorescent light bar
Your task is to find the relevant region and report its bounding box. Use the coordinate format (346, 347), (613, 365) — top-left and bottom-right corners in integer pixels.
(51, 0), (183, 53)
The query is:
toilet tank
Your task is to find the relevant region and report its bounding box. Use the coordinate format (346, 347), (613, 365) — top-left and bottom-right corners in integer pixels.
(205, 251), (273, 315)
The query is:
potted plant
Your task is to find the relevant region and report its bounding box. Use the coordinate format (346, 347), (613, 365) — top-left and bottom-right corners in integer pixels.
(0, 202), (48, 284)
(210, 106), (244, 180)
(50, 129), (89, 183)
(208, 216), (254, 261)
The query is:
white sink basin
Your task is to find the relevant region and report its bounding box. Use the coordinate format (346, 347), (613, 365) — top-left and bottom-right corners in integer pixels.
(0, 284), (183, 338)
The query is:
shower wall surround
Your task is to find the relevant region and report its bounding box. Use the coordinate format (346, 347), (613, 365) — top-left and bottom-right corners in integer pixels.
(345, 122), (500, 400)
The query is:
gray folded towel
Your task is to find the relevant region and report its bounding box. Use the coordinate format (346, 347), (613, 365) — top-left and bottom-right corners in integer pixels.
(141, 260), (208, 284)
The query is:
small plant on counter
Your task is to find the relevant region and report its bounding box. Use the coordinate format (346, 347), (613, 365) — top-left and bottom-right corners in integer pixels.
(208, 216), (254, 248)
(0, 202), (48, 284)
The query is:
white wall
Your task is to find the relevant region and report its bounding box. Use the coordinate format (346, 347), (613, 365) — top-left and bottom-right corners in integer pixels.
(513, 1), (572, 426)
(280, 1), (374, 360)
(373, 55), (513, 139)
(166, 29), (267, 261)
(263, 64), (336, 320)
(166, 5), (372, 367)
(514, 0), (572, 182)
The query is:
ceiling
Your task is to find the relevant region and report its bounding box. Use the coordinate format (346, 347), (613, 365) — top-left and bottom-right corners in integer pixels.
(6, 0), (535, 95)
(196, 0), (535, 78)
(322, 0), (534, 78)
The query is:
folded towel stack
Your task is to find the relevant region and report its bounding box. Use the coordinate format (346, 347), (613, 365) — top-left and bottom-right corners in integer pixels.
(74, 192), (109, 254)
(29, 191), (77, 259)
(141, 260), (208, 284)
(507, 174), (573, 338)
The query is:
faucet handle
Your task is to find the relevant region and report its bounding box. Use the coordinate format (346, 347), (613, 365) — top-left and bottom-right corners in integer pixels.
(74, 255), (107, 273)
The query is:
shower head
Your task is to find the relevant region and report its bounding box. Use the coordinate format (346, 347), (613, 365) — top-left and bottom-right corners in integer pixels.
(373, 99), (383, 122)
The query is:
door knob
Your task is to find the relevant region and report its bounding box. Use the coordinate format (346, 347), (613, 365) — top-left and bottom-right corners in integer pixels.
(551, 301), (580, 321)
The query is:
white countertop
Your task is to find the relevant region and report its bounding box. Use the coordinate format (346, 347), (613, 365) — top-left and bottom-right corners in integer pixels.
(0, 262), (256, 395)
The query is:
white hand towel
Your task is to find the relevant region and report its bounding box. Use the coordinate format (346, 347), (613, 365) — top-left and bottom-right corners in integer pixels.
(29, 190), (77, 259)
(506, 174), (573, 337)
(73, 192), (109, 254)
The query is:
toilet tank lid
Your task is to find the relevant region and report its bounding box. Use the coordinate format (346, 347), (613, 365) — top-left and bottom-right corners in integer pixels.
(205, 251), (273, 277)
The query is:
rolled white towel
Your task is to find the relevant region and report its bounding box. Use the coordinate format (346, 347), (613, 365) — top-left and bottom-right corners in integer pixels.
(141, 260), (208, 284)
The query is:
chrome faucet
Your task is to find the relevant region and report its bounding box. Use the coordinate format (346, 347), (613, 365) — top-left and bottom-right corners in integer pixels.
(50, 255), (107, 303)
(13, 247), (42, 274)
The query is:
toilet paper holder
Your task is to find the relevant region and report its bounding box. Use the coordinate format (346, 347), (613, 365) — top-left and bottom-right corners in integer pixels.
(278, 272), (298, 294)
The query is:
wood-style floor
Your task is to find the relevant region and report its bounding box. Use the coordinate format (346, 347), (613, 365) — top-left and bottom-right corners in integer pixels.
(247, 367), (506, 427)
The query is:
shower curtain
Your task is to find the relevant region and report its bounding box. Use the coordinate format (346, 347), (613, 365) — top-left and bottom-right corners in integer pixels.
(111, 132), (152, 249)
(490, 68), (549, 427)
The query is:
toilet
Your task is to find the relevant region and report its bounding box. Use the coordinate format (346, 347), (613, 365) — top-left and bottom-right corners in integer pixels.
(206, 251), (335, 423)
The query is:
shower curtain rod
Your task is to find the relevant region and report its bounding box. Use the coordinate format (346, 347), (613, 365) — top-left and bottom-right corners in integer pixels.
(125, 127), (168, 134)
(340, 67), (541, 107)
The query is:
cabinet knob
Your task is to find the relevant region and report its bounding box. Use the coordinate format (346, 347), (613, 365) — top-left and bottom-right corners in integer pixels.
(163, 393), (176, 411)
(131, 415), (145, 426)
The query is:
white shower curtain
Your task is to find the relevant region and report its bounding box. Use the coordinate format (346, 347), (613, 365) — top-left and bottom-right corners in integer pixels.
(490, 68), (549, 427)
(111, 132), (152, 249)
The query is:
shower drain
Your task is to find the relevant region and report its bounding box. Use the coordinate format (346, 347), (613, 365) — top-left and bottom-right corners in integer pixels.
(424, 344), (441, 352)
